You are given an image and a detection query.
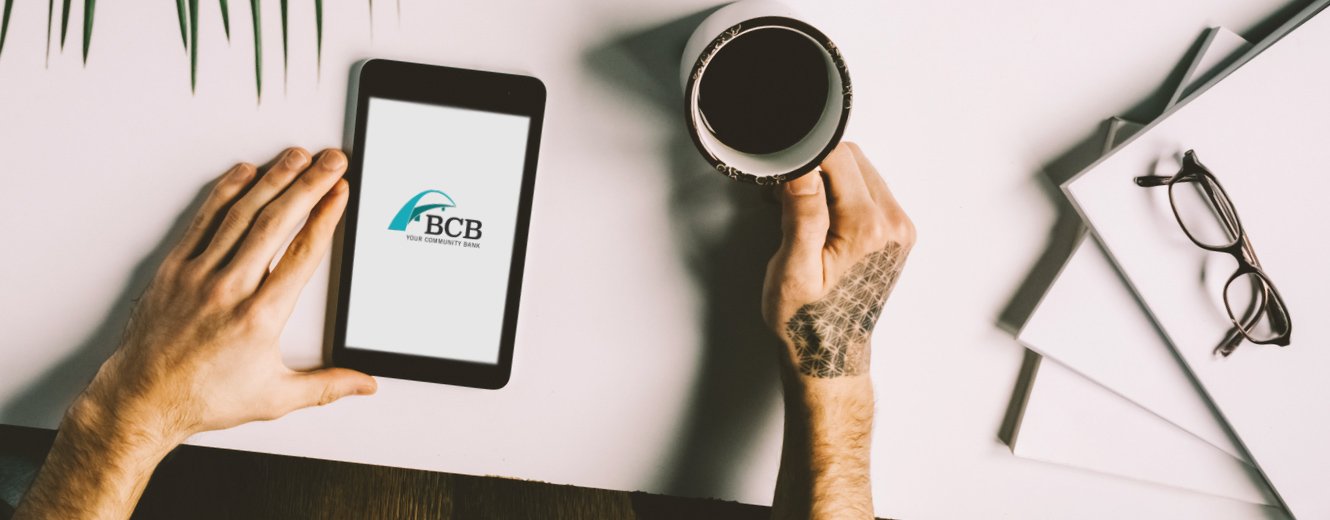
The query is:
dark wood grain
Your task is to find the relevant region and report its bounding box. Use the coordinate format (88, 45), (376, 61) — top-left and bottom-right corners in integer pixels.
(0, 424), (771, 519)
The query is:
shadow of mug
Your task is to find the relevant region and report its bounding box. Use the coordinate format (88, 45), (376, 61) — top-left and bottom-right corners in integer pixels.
(583, 1), (852, 501)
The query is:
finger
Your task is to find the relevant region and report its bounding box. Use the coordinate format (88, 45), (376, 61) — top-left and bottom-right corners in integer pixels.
(778, 171), (830, 260)
(258, 178), (348, 314)
(168, 163), (257, 262)
(820, 143), (879, 260)
(769, 172), (832, 307)
(228, 150), (348, 289)
(846, 142), (916, 250)
(196, 147), (312, 270)
(844, 142), (900, 213)
(821, 142), (875, 221)
(280, 367), (377, 414)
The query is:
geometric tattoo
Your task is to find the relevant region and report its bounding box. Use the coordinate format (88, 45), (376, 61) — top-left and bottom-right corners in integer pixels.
(784, 243), (907, 378)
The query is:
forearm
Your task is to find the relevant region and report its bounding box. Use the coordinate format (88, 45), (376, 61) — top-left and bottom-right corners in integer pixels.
(773, 362), (875, 520)
(14, 382), (181, 520)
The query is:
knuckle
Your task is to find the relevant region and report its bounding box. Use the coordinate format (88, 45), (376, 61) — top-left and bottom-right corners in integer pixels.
(251, 209), (282, 237)
(176, 261), (209, 287)
(317, 386), (336, 406)
(853, 216), (888, 247)
(262, 167), (296, 189)
(187, 206), (213, 231)
(284, 235), (313, 261)
(220, 205), (251, 233)
(891, 215), (918, 248)
(203, 277), (238, 306)
(239, 300), (278, 332)
(297, 169), (324, 190)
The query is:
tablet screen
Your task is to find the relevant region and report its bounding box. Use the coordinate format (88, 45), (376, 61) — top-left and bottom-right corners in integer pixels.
(343, 97), (531, 364)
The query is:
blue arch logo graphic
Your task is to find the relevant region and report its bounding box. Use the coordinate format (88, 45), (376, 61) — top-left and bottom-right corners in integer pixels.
(388, 190), (457, 232)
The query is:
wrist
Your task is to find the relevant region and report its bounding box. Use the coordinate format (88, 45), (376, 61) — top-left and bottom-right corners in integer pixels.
(16, 371), (181, 519)
(64, 387), (184, 463)
(775, 356), (876, 519)
(782, 374), (874, 420)
(70, 354), (194, 456)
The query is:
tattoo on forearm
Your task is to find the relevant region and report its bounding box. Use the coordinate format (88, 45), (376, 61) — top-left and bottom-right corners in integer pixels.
(785, 243), (906, 378)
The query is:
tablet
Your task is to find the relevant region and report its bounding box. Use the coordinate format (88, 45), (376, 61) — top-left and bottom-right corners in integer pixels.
(330, 59), (545, 389)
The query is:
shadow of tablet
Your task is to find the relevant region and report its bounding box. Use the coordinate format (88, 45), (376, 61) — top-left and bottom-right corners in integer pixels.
(583, 7), (787, 504)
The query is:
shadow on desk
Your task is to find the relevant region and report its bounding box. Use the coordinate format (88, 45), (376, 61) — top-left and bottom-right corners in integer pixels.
(0, 185), (211, 430)
(583, 7), (787, 503)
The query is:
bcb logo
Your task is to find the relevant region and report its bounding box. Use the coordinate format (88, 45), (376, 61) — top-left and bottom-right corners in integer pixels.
(389, 189), (483, 240)
(423, 215), (482, 240)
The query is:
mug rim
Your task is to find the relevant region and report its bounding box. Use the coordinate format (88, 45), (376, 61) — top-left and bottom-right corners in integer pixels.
(683, 16), (853, 186)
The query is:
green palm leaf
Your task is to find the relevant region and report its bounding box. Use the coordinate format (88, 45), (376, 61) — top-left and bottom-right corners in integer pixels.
(189, 0), (198, 90)
(81, 0), (94, 63)
(59, 0), (69, 49)
(279, 0), (287, 85)
(174, 0), (188, 50)
(314, 0), (322, 77)
(0, 0), (12, 59)
(249, 0), (262, 100)
(219, 0), (230, 40)
(46, 0), (53, 65)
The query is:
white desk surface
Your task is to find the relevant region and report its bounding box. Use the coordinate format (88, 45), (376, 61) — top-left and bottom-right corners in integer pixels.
(0, 1), (1293, 518)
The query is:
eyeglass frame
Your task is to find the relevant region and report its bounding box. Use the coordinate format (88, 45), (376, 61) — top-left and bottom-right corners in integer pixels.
(1133, 149), (1292, 357)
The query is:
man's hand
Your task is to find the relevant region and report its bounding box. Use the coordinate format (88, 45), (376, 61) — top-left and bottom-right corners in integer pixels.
(764, 142), (914, 519)
(763, 141), (915, 377)
(15, 147), (376, 520)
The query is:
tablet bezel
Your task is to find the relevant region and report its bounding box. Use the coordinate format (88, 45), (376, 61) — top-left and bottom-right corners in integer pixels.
(330, 59), (545, 390)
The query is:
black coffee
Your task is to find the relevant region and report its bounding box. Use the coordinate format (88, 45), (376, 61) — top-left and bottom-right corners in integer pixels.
(698, 28), (829, 155)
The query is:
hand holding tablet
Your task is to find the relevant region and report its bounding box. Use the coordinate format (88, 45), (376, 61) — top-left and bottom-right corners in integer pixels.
(330, 60), (546, 389)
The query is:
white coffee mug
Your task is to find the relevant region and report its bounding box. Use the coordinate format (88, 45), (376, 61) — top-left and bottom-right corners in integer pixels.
(680, 0), (852, 185)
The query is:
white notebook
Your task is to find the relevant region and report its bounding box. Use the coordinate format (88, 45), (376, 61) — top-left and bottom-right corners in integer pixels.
(1014, 357), (1273, 505)
(1014, 28), (1258, 490)
(1065, 3), (1330, 517)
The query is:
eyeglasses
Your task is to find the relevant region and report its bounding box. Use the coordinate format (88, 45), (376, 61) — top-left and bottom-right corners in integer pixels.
(1134, 149), (1292, 357)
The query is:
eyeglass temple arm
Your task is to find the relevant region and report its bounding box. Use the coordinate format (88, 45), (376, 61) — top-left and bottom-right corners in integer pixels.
(1134, 175), (1172, 187)
(1215, 327), (1244, 357)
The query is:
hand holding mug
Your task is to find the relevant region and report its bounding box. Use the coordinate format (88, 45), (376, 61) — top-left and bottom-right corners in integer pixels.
(762, 142), (914, 379)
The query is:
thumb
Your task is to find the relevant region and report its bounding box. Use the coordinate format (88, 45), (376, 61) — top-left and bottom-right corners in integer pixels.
(289, 368), (378, 410)
(778, 171), (830, 259)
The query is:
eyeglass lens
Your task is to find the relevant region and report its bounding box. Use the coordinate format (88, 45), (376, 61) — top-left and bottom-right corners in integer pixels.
(1169, 174), (1241, 249)
(1224, 271), (1291, 343)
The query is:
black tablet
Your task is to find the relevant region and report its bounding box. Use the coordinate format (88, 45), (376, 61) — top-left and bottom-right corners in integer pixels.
(330, 59), (545, 389)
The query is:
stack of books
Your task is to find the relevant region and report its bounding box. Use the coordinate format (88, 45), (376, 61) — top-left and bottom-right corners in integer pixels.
(1004, 2), (1330, 518)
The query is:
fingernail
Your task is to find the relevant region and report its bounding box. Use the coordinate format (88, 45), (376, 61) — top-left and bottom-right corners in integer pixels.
(787, 173), (820, 196)
(322, 151), (346, 170)
(283, 149), (307, 168)
(230, 163), (256, 180)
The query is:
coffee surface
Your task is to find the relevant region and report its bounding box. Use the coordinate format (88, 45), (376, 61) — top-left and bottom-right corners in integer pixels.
(698, 28), (830, 156)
